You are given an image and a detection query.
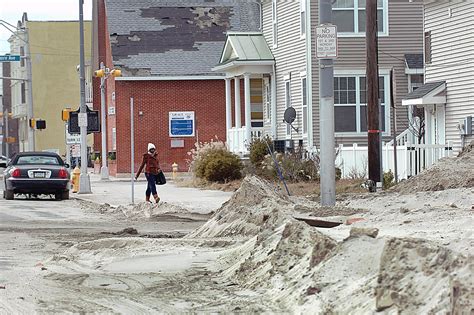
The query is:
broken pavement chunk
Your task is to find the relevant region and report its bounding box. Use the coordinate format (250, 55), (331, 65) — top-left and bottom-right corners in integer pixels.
(349, 227), (379, 238)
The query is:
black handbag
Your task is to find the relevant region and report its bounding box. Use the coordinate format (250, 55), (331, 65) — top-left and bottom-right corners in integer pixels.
(156, 171), (167, 185)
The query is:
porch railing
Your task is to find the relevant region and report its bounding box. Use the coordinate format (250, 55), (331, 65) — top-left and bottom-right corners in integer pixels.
(228, 127), (264, 154)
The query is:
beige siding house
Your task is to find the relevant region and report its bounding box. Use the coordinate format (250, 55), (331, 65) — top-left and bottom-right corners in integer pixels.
(403, 0), (474, 152)
(215, 0), (424, 155)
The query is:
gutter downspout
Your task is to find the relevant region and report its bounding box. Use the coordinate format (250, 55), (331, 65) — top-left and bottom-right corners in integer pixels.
(271, 63), (277, 139)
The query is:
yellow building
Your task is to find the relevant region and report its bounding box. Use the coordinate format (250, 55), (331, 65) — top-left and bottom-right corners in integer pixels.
(28, 20), (93, 156)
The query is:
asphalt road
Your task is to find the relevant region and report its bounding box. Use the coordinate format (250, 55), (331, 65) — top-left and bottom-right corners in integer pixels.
(0, 176), (207, 312)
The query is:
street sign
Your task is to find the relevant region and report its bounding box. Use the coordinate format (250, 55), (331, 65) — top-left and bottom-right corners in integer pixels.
(0, 55), (21, 62)
(78, 113), (88, 127)
(65, 124), (81, 144)
(316, 25), (338, 59)
(169, 111), (195, 137)
(68, 107), (100, 134)
(71, 144), (81, 158)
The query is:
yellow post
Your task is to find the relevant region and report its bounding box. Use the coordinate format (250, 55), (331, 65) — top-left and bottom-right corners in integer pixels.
(172, 162), (178, 180)
(71, 167), (81, 193)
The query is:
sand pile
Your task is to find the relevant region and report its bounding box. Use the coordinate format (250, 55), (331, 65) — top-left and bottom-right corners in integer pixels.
(188, 175), (473, 312)
(118, 202), (190, 219)
(375, 238), (473, 313)
(394, 144), (474, 193)
(187, 176), (294, 238)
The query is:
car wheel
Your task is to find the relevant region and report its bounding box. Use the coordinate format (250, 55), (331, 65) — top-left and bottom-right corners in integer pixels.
(54, 192), (63, 201)
(61, 191), (70, 200)
(4, 190), (14, 200)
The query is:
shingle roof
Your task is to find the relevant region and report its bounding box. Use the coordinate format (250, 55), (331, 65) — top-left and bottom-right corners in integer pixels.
(105, 0), (261, 77)
(405, 53), (424, 69)
(404, 81), (445, 100)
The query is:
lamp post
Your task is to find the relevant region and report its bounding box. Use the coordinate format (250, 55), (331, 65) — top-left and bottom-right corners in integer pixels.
(93, 64), (121, 180)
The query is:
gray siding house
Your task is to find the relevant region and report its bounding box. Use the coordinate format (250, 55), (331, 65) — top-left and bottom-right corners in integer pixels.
(403, 0), (474, 152)
(215, 0), (424, 154)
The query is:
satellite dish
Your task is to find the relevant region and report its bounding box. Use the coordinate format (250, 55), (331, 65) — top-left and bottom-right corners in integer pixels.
(283, 107), (297, 124)
(283, 107), (299, 133)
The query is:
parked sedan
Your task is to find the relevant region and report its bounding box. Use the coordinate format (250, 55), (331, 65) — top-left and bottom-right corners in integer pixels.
(0, 155), (8, 168)
(3, 152), (71, 200)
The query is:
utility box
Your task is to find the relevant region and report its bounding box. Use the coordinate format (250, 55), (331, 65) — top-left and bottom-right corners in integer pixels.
(285, 139), (294, 153)
(463, 116), (472, 136)
(273, 140), (285, 153)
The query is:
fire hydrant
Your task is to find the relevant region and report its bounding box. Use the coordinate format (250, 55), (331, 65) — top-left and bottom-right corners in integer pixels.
(172, 162), (178, 180)
(71, 167), (81, 193)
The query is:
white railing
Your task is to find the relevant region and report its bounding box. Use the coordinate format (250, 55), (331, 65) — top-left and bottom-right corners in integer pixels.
(227, 127), (265, 155)
(336, 141), (453, 180)
(387, 128), (417, 146)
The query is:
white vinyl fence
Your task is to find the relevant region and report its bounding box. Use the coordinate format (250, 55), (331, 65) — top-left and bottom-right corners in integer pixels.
(335, 142), (454, 180)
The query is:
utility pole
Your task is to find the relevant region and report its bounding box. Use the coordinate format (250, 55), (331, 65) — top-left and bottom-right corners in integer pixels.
(366, 0), (381, 190)
(99, 62), (109, 180)
(319, 0), (336, 206)
(78, 0), (91, 194)
(23, 25), (35, 151)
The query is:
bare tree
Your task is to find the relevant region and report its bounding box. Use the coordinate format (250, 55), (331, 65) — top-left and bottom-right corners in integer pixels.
(408, 107), (425, 144)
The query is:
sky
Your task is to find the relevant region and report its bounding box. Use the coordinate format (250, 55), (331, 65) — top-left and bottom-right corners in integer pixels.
(0, 0), (93, 55)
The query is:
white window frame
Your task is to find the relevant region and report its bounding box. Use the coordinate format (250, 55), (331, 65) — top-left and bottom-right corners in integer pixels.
(300, 0), (306, 38)
(272, 0), (278, 48)
(334, 70), (391, 137)
(301, 75), (308, 136)
(284, 79), (291, 137)
(333, 0), (389, 37)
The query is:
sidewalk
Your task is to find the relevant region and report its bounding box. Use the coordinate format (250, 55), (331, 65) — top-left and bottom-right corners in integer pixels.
(72, 172), (233, 215)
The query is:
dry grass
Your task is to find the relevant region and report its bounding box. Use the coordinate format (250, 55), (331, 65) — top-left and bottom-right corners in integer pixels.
(175, 176), (368, 196)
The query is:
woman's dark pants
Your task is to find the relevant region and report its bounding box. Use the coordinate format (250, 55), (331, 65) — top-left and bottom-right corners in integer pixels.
(145, 173), (157, 197)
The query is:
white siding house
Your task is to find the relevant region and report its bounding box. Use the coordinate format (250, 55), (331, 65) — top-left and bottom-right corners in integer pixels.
(403, 0), (474, 152)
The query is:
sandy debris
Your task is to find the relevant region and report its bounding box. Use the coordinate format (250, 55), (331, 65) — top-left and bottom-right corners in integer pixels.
(188, 176), (473, 312)
(117, 202), (191, 219)
(393, 142), (474, 193)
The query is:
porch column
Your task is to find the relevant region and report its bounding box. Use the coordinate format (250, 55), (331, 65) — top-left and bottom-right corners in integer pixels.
(234, 76), (241, 128)
(244, 73), (252, 145)
(270, 70), (277, 139)
(225, 78), (232, 141)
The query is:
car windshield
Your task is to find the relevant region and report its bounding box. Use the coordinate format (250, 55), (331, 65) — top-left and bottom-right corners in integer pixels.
(16, 155), (61, 165)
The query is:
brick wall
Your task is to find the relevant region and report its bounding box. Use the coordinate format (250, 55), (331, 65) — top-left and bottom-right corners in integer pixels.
(114, 80), (226, 173)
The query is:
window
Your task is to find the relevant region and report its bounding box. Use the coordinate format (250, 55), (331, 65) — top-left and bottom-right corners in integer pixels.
(272, 0), (278, 47)
(20, 46), (25, 67)
(333, 0), (387, 35)
(301, 77), (308, 134)
(16, 155), (61, 165)
(409, 74), (424, 92)
(21, 82), (26, 104)
(334, 74), (388, 133)
(424, 31), (431, 64)
(285, 80), (291, 135)
(300, 0), (306, 37)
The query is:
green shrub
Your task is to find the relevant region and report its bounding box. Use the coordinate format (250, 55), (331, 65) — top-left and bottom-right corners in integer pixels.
(261, 152), (320, 182)
(383, 170), (395, 189)
(248, 136), (273, 167)
(188, 139), (243, 183)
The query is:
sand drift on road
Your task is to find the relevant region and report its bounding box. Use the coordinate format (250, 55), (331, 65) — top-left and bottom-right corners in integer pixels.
(37, 175), (473, 313)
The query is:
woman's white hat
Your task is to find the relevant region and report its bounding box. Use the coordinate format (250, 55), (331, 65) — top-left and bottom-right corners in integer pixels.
(148, 143), (156, 151)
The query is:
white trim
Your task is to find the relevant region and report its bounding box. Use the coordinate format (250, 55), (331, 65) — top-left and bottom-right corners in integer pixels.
(283, 73), (291, 81)
(115, 75), (225, 81)
(405, 68), (425, 75)
(401, 83), (446, 106)
(300, 0), (307, 39)
(306, 0), (313, 146)
(334, 72), (391, 136)
(334, 0), (389, 37)
(212, 60), (275, 72)
(300, 70), (307, 77)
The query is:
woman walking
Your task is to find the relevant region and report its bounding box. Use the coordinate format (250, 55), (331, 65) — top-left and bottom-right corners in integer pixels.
(135, 143), (161, 203)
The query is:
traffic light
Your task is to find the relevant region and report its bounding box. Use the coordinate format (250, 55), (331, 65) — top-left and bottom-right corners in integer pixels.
(36, 120), (46, 130)
(29, 118), (36, 128)
(62, 108), (72, 121)
(110, 69), (122, 77)
(94, 69), (105, 78)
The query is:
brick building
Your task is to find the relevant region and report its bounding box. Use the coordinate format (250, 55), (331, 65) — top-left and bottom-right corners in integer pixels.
(1, 62), (19, 157)
(92, 0), (260, 174)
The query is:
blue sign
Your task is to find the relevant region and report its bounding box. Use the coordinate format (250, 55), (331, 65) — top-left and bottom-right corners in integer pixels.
(0, 55), (21, 62)
(169, 111), (195, 137)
